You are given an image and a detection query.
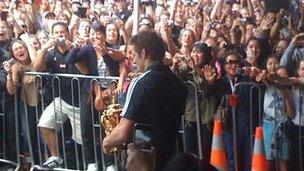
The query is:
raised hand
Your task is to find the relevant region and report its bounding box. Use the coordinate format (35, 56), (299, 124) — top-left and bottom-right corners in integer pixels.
(259, 15), (275, 32)
(203, 65), (217, 83)
(3, 60), (13, 74)
(42, 37), (57, 50)
(93, 42), (107, 56)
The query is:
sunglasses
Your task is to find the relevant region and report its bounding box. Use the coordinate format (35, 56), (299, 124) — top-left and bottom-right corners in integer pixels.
(225, 59), (240, 65)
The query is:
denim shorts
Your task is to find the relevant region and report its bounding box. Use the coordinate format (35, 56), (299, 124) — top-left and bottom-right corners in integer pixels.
(263, 120), (290, 160)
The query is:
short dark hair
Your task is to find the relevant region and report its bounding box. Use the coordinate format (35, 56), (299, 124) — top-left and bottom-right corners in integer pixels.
(129, 31), (165, 62)
(91, 21), (106, 35)
(224, 51), (242, 62)
(51, 22), (69, 34)
(191, 42), (212, 67)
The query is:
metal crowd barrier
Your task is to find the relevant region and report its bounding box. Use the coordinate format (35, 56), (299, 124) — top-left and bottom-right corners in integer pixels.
(232, 82), (264, 171)
(0, 93), (22, 171)
(19, 72), (121, 171)
(179, 81), (203, 160)
(2, 71), (304, 171)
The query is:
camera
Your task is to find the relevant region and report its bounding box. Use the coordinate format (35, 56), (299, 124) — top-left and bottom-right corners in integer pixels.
(240, 18), (248, 24)
(133, 123), (153, 151)
(223, 43), (235, 50)
(14, 0), (20, 8)
(282, 10), (290, 17)
(209, 22), (217, 29)
(75, 6), (87, 18)
(185, 0), (193, 6)
(140, 0), (154, 6)
(57, 37), (66, 46)
(177, 55), (186, 62)
(236, 68), (245, 76)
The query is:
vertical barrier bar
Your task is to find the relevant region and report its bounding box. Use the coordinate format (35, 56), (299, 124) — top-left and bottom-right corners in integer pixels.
(132, 0), (140, 35)
(52, 76), (68, 168)
(22, 82), (34, 167)
(37, 75), (49, 164)
(100, 129), (106, 170)
(232, 100), (239, 171)
(186, 81), (203, 160)
(1, 93), (5, 159)
(71, 77), (80, 170)
(14, 88), (21, 171)
(299, 105), (303, 171)
(90, 79), (99, 170)
(234, 82), (263, 171)
(181, 115), (186, 151)
(34, 76), (43, 165)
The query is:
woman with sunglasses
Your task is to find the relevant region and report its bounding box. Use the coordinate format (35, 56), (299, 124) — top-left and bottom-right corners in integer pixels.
(208, 51), (260, 171)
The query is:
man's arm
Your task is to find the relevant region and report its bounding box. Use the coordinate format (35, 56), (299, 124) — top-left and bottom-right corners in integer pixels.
(33, 37), (57, 71)
(103, 118), (134, 153)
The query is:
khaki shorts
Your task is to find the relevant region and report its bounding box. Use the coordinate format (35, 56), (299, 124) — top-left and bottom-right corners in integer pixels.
(38, 97), (82, 144)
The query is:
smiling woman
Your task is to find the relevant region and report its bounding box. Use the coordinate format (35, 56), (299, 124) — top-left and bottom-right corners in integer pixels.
(7, 39), (37, 105)
(4, 39), (42, 164)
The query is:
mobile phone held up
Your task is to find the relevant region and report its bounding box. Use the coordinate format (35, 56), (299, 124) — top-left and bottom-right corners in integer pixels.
(133, 123), (153, 151)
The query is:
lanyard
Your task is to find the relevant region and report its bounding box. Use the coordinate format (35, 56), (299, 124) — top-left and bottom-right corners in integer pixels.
(228, 76), (236, 93)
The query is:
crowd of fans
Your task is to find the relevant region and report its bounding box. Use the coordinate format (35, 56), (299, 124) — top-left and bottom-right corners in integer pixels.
(0, 0), (304, 170)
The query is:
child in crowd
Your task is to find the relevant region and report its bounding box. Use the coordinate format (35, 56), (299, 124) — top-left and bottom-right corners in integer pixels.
(262, 56), (295, 171)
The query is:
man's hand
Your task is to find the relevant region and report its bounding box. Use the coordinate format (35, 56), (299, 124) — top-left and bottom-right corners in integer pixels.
(93, 42), (107, 56)
(41, 37), (57, 50)
(126, 143), (156, 171)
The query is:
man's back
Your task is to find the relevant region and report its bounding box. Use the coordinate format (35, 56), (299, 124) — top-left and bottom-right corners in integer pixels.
(122, 63), (187, 170)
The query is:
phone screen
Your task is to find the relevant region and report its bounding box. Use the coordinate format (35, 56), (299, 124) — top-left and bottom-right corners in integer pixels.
(133, 124), (153, 151)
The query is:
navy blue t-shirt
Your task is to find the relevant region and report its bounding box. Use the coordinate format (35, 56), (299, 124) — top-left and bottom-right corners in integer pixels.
(45, 48), (81, 107)
(121, 63), (187, 170)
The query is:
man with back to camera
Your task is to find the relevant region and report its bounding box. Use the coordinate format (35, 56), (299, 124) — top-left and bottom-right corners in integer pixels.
(102, 30), (188, 170)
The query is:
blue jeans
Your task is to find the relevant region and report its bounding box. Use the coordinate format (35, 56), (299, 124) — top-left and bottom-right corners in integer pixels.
(223, 127), (252, 171)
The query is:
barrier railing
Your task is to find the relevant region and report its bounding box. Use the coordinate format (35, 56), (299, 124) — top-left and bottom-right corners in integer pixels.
(1, 71), (304, 171)
(232, 82), (264, 171)
(21, 72), (119, 171)
(0, 92), (22, 171)
(180, 81), (203, 160)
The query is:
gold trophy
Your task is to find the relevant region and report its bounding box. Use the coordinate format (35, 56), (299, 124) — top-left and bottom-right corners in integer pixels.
(100, 94), (122, 152)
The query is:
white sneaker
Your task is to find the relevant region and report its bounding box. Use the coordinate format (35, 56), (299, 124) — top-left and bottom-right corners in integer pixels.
(106, 165), (115, 171)
(87, 163), (98, 171)
(41, 156), (63, 168)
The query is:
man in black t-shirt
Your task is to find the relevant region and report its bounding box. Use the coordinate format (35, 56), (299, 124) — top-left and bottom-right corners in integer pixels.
(102, 31), (187, 170)
(34, 22), (81, 168)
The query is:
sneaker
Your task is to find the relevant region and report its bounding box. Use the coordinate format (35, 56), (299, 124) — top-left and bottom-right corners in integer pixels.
(41, 156), (63, 168)
(87, 163), (98, 171)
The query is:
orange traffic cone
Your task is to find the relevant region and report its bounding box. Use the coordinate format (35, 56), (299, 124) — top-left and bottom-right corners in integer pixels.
(251, 126), (268, 171)
(210, 120), (227, 171)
